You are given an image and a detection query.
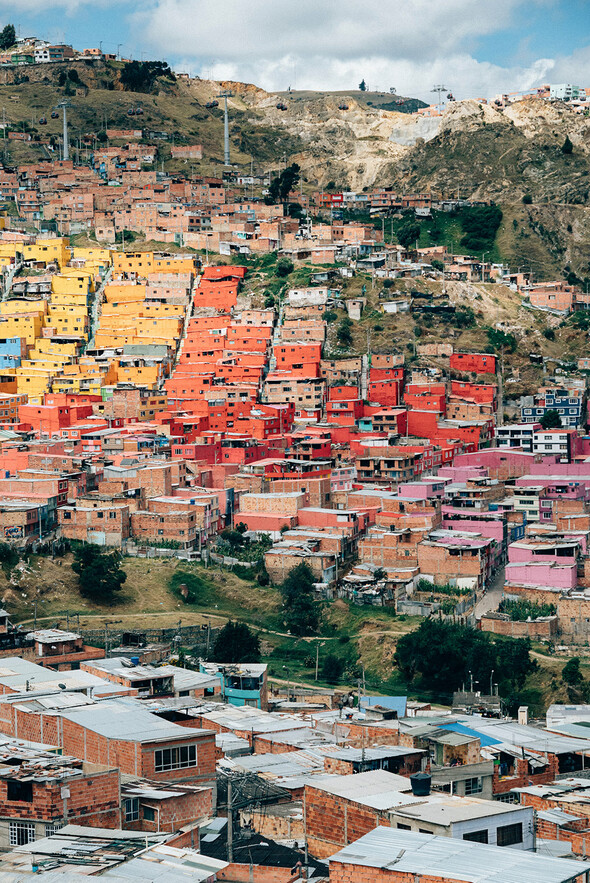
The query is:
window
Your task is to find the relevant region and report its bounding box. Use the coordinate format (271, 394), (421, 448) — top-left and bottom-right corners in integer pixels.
(464, 830), (488, 843)
(464, 776), (483, 795)
(154, 744), (197, 772)
(497, 822), (523, 847)
(7, 779), (33, 802)
(45, 822), (64, 837)
(143, 806), (155, 822)
(124, 797), (139, 822)
(9, 821), (35, 846)
(397, 823), (411, 830)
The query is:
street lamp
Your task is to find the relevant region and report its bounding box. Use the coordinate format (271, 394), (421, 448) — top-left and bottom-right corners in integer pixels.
(489, 669), (494, 696)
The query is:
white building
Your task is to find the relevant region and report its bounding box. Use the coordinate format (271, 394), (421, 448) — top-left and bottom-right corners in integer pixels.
(550, 84), (583, 101)
(533, 429), (572, 460)
(496, 422), (541, 452)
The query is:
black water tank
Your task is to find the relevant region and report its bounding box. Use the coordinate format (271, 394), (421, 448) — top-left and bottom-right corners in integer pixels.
(410, 772), (431, 797)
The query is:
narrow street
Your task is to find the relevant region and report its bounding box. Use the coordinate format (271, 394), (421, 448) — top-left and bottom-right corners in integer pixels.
(474, 563), (506, 619)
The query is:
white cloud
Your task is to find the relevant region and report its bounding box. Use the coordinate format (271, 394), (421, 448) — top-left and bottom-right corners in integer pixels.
(132, 0), (588, 100)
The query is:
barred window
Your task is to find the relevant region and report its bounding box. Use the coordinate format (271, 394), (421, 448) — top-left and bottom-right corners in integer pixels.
(45, 822), (65, 837)
(497, 822), (523, 847)
(154, 744), (196, 772)
(9, 821), (35, 846)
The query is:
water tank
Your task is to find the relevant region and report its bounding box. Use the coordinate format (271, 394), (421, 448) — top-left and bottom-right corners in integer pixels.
(410, 772), (431, 797)
(130, 656), (140, 666)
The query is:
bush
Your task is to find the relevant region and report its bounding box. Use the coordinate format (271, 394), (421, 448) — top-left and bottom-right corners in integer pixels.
(499, 598), (556, 621)
(322, 310), (338, 323)
(563, 657), (583, 685)
(486, 327), (517, 353)
(454, 307), (476, 328)
(72, 545), (126, 602)
(337, 321), (353, 348)
(169, 569), (209, 604)
(276, 258), (294, 278)
(562, 135), (573, 155)
(0, 543), (18, 577)
(543, 328), (555, 340)
(522, 194), (532, 205)
(322, 654), (345, 683)
(459, 204), (503, 252)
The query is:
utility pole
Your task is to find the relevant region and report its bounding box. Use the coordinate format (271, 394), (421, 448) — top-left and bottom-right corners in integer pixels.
(315, 643), (319, 681)
(217, 90), (233, 166)
(57, 100), (73, 162)
(227, 777), (233, 863)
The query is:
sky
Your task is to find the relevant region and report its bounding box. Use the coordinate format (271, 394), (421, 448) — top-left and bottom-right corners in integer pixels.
(3, 0), (590, 101)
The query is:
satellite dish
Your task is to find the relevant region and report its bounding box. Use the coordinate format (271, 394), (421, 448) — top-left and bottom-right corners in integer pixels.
(58, 683), (67, 690)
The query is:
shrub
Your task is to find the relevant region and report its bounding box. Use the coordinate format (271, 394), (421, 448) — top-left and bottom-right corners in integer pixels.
(322, 654), (345, 683)
(276, 258), (294, 277)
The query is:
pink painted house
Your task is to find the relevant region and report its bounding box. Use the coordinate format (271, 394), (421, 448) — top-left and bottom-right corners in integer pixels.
(505, 561), (578, 590)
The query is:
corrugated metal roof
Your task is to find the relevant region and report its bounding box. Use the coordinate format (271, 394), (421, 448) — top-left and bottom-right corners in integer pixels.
(329, 827), (590, 882)
(59, 699), (209, 742)
(439, 722), (501, 747)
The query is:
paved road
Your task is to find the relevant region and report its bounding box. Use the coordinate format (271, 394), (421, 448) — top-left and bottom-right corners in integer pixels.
(474, 562), (506, 619)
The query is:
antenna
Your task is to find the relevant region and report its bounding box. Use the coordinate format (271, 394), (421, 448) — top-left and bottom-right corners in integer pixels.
(56, 100), (73, 162)
(431, 85), (448, 112)
(217, 90), (233, 166)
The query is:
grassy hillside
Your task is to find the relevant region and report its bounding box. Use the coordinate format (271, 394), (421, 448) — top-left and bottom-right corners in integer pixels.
(3, 551), (588, 711)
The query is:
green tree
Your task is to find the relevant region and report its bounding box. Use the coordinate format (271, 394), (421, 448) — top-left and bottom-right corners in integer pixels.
(522, 194), (532, 204)
(212, 620), (261, 663)
(322, 654), (344, 683)
(0, 543), (18, 577)
(562, 135), (573, 155)
(337, 320), (353, 348)
(431, 259), (444, 271)
(543, 328), (555, 340)
(563, 657), (583, 686)
(219, 527), (245, 548)
(539, 409), (562, 429)
(0, 24), (15, 50)
(72, 545), (126, 602)
(359, 79), (367, 91)
(394, 619), (535, 694)
(276, 258), (294, 277)
(397, 222), (420, 249)
(322, 310), (338, 323)
(280, 563), (320, 635)
(454, 307), (476, 328)
(459, 204), (503, 252)
(120, 60), (175, 93)
(266, 164), (300, 204)
(373, 568), (387, 581)
(486, 327), (517, 353)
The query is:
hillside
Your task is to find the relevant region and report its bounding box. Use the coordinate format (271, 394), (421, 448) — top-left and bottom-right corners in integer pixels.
(1, 552), (584, 714)
(0, 62), (588, 278)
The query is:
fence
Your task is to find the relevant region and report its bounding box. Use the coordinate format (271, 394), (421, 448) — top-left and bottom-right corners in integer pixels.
(75, 623), (221, 652)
